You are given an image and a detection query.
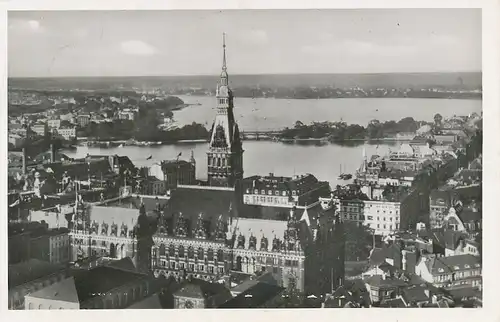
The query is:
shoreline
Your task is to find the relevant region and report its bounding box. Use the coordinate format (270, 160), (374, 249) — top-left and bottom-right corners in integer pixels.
(75, 136), (410, 148)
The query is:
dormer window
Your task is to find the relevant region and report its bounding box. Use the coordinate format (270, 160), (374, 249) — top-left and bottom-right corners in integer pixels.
(268, 190), (272, 196)
(475, 263), (480, 268)
(464, 264), (470, 269)
(261, 190), (265, 195)
(282, 191), (287, 196)
(438, 268), (444, 272)
(454, 265), (460, 270)
(292, 191), (296, 196)
(254, 189), (258, 194)
(275, 191), (280, 196)
(246, 189), (250, 193)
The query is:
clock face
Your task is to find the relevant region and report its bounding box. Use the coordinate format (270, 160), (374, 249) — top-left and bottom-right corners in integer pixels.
(184, 300), (194, 309)
(219, 86), (228, 96)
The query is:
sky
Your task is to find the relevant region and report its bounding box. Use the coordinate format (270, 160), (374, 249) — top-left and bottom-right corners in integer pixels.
(8, 9), (481, 77)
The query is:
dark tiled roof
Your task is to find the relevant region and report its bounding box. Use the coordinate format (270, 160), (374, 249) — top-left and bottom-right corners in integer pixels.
(364, 275), (407, 289)
(72, 266), (147, 303)
(105, 257), (138, 273)
(219, 282), (284, 308)
(380, 297), (408, 308)
(174, 279), (231, 301)
(458, 209), (482, 223)
(402, 285), (430, 303)
(160, 187), (237, 239)
(430, 254), (481, 274)
(8, 259), (65, 289)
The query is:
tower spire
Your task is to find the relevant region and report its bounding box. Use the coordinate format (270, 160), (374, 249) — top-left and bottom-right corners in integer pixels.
(222, 32), (227, 72)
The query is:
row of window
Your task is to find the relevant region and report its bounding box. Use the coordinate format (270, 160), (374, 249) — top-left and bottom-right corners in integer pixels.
(370, 223), (399, 230)
(366, 216), (400, 222)
(284, 259), (299, 267)
(246, 189), (294, 197)
(246, 195), (290, 205)
(158, 260), (224, 274)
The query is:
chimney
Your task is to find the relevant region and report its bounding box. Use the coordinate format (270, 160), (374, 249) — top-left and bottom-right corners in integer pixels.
(22, 147), (27, 176)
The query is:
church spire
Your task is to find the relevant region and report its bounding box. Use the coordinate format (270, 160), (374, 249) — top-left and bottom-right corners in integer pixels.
(220, 33), (228, 86)
(222, 32), (227, 72)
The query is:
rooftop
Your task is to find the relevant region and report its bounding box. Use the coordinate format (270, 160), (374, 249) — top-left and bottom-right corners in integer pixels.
(9, 259), (65, 289)
(219, 282), (284, 308)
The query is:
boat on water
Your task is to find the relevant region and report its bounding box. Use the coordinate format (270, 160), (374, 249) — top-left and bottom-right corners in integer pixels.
(337, 164), (352, 180)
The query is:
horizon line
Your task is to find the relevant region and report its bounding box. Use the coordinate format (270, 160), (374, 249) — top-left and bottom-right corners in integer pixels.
(8, 70), (482, 79)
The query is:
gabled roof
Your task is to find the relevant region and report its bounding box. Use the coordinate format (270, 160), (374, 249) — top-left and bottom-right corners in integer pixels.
(26, 276), (79, 303)
(364, 275), (407, 289)
(230, 218), (288, 252)
(428, 254), (481, 275)
(380, 296), (408, 308)
(402, 285), (430, 303)
(174, 278), (231, 302)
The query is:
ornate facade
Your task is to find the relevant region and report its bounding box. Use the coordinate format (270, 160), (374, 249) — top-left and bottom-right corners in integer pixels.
(207, 34), (243, 188)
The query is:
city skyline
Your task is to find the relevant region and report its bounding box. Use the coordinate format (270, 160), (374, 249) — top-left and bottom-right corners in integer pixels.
(9, 9), (481, 78)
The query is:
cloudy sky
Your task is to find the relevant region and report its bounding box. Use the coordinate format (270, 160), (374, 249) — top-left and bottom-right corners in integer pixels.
(8, 9), (481, 77)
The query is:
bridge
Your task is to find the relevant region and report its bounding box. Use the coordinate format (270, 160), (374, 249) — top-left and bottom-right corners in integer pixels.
(240, 129), (284, 141)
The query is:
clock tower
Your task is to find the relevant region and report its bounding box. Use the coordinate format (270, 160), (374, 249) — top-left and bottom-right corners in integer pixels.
(207, 33), (244, 187)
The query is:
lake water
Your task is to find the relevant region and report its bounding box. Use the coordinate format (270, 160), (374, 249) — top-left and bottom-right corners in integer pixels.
(64, 97), (481, 187)
(173, 96), (482, 131)
(66, 141), (395, 188)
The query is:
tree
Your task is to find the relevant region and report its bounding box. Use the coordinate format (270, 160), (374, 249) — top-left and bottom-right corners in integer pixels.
(294, 120), (304, 129)
(343, 221), (373, 261)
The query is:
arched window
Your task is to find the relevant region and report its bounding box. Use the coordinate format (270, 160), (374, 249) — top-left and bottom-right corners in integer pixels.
(48, 305), (52, 310)
(38, 304), (43, 310)
(168, 244), (175, 257)
(217, 249), (224, 262)
(178, 245), (185, 258)
(188, 246), (195, 259)
(109, 243), (116, 258)
(197, 247), (204, 260)
(28, 303), (34, 310)
(207, 248), (214, 261)
(159, 244), (166, 256)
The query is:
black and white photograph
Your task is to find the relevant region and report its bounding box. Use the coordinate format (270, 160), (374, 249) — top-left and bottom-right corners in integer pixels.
(5, 4), (491, 312)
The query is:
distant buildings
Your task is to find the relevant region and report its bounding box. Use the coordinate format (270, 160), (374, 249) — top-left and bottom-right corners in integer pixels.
(415, 254), (481, 290)
(77, 114), (91, 128)
(242, 173), (330, 208)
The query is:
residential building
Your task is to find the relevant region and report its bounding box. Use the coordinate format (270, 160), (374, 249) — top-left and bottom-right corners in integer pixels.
(8, 133), (25, 148)
(414, 254), (481, 290)
(242, 173), (330, 208)
(77, 114), (91, 128)
(31, 123), (48, 137)
(8, 259), (68, 309)
(55, 126), (77, 140)
(148, 157), (196, 189)
(429, 187), (459, 229)
(47, 118), (61, 129)
(30, 228), (71, 265)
